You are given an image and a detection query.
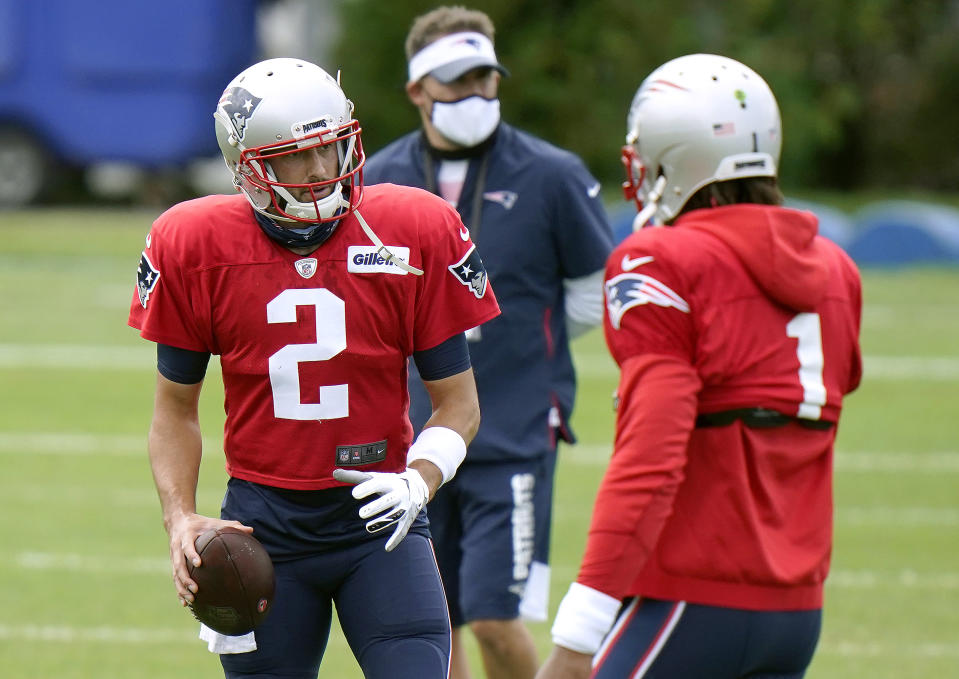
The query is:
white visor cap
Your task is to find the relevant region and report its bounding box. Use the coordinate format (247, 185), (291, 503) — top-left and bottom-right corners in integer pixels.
(408, 31), (509, 83)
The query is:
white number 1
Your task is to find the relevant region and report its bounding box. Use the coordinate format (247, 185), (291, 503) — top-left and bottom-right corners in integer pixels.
(266, 288), (348, 421)
(786, 312), (826, 419)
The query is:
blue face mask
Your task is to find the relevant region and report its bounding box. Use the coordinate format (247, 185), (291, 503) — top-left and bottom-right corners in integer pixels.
(431, 96), (501, 148)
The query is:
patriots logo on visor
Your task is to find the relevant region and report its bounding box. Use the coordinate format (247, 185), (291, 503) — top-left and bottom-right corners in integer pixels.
(453, 37), (482, 49)
(136, 251), (160, 308)
(605, 272), (689, 329)
(448, 245), (489, 299)
(219, 86), (262, 142)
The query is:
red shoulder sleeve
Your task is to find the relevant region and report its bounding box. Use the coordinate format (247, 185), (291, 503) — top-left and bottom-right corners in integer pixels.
(576, 353), (701, 598)
(127, 208), (211, 352)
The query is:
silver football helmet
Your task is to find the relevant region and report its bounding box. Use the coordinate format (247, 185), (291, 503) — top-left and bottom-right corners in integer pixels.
(622, 54), (781, 228)
(214, 58), (364, 232)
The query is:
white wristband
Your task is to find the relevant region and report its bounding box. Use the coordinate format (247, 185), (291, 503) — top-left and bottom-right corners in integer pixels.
(406, 426), (466, 485)
(550, 582), (621, 655)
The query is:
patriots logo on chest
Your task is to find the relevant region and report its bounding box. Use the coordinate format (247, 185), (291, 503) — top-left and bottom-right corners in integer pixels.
(605, 272), (689, 329)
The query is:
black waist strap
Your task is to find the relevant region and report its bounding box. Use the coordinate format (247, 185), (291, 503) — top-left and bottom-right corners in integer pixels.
(696, 408), (834, 430)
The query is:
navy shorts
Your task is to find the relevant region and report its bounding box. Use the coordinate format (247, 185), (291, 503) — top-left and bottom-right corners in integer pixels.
(429, 455), (556, 626)
(217, 479), (451, 679)
(593, 597), (822, 679)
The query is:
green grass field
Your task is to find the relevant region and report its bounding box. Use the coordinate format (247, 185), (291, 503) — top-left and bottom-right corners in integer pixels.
(1, 208), (957, 678)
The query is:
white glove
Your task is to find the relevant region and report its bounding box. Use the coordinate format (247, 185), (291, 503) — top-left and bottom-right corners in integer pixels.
(333, 468), (429, 552)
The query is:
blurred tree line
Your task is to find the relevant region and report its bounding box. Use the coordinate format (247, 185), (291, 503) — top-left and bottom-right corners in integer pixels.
(332, 0), (959, 193)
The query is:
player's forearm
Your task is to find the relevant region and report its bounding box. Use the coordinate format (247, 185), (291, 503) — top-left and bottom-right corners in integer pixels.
(149, 416), (203, 532)
(421, 368), (480, 444)
(148, 375), (205, 533)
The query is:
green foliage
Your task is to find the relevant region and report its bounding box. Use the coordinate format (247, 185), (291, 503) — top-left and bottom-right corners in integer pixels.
(334, 0), (959, 191)
(1, 207), (957, 677)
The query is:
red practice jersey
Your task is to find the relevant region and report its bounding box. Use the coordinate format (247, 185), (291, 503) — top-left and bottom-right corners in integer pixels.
(578, 205), (862, 611)
(129, 185), (499, 490)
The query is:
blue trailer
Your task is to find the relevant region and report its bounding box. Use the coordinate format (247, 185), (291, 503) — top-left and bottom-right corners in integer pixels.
(0, 0), (258, 206)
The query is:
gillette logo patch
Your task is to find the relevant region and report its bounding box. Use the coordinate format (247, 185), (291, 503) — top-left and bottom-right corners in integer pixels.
(347, 246), (411, 275)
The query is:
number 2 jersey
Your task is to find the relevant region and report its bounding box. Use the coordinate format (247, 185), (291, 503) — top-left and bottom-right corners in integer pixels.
(128, 185), (500, 490)
(578, 204), (862, 611)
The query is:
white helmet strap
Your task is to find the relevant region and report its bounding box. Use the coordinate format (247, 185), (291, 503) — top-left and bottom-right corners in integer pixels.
(633, 175), (667, 231)
(353, 208), (424, 276)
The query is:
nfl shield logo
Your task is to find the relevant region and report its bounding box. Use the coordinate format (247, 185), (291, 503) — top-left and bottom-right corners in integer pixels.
(294, 258), (318, 279)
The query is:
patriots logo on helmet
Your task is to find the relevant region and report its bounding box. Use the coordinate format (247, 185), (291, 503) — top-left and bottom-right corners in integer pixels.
(605, 272), (689, 329)
(136, 251), (160, 308)
(219, 86), (262, 142)
(448, 245), (489, 299)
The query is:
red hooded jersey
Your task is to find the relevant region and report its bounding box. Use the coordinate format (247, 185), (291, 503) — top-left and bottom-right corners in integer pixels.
(129, 185), (499, 490)
(578, 205), (861, 610)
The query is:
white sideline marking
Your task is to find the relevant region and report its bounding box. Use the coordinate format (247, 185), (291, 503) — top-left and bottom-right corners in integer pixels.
(0, 623), (194, 644)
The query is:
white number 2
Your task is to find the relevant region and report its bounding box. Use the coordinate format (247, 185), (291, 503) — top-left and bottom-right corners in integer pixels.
(266, 288), (348, 421)
(786, 312), (826, 419)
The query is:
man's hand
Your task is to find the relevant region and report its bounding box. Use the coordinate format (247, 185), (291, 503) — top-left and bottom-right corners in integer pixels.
(534, 646), (593, 679)
(166, 513), (253, 606)
(333, 468), (429, 551)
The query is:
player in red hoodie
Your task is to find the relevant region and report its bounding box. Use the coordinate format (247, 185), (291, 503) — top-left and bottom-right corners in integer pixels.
(537, 54), (862, 679)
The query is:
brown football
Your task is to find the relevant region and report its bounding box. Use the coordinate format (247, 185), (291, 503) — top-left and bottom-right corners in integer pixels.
(187, 527), (275, 636)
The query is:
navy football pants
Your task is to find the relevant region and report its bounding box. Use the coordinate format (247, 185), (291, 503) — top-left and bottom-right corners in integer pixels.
(219, 532), (450, 678)
(217, 480), (450, 679)
(592, 598), (821, 678)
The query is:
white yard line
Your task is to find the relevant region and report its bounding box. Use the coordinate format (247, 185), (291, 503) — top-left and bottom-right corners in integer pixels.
(12, 550), (959, 592)
(4, 434), (958, 475)
(560, 444), (959, 473)
(0, 432), (220, 455)
(818, 641), (959, 659)
(570, 351), (959, 381)
(15, 551), (169, 574)
(0, 623), (194, 644)
(1, 343), (957, 380)
(1, 620), (954, 657)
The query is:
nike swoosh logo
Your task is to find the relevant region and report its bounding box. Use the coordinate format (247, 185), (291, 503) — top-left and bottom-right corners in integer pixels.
(459, 226), (470, 241)
(621, 254), (655, 271)
(587, 182), (601, 198)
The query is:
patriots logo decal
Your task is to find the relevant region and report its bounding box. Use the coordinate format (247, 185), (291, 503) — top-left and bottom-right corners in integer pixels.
(483, 190), (518, 210)
(605, 272), (689, 329)
(448, 245), (489, 299)
(219, 86), (262, 142)
(136, 251), (160, 308)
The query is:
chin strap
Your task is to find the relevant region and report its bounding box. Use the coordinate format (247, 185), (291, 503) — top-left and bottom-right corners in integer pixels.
(632, 175), (668, 231)
(353, 208), (424, 276)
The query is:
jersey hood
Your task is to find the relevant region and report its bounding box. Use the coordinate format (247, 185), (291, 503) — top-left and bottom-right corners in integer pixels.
(678, 205), (829, 311)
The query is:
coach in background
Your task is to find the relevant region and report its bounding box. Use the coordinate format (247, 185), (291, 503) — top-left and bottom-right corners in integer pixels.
(364, 6), (614, 679)
(129, 57), (499, 678)
(537, 54), (862, 679)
